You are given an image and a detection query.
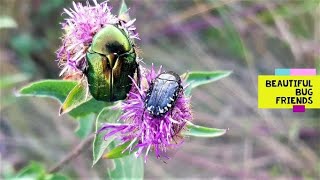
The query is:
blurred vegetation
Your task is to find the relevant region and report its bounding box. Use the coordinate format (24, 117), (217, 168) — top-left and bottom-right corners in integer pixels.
(1, 0), (319, 179)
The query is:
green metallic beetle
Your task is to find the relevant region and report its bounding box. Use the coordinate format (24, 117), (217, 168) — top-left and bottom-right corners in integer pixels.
(85, 24), (140, 102)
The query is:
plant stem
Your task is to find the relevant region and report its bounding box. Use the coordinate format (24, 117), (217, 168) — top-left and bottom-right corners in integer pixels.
(48, 133), (95, 173)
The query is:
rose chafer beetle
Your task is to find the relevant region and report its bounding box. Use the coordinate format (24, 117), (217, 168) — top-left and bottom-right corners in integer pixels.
(145, 72), (182, 117)
(85, 24), (140, 102)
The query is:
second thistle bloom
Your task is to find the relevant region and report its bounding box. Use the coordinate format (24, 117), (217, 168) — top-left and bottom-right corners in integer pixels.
(100, 66), (193, 161)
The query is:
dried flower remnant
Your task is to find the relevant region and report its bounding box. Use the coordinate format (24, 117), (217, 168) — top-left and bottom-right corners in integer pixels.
(100, 65), (192, 161)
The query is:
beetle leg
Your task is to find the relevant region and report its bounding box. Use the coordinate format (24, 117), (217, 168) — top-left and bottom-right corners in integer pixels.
(141, 107), (146, 122)
(137, 63), (141, 88)
(172, 132), (178, 144)
(171, 124), (179, 144)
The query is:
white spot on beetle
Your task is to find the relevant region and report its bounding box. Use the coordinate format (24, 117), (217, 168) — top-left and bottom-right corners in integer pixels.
(167, 103), (172, 108)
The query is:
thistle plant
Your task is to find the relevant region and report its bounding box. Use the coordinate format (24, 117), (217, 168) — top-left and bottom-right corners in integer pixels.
(100, 65), (193, 161)
(16, 0), (231, 179)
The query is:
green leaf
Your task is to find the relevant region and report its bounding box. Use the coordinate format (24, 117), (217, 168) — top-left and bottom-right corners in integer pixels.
(183, 71), (232, 95)
(118, 0), (128, 16)
(68, 99), (109, 119)
(118, 0), (130, 22)
(0, 73), (31, 89)
(75, 113), (95, 139)
(92, 106), (122, 166)
(183, 122), (226, 138)
(103, 140), (138, 159)
(17, 80), (77, 102)
(60, 82), (89, 115)
(16, 161), (45, 178)
(15, 161), (69, 180)
(107, 142), (144, 180)
(17, 80), (109, 119)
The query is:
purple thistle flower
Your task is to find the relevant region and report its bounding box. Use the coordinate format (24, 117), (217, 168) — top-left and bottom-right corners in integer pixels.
(56, 0), (139, 77)
(100, 65), (193, 162)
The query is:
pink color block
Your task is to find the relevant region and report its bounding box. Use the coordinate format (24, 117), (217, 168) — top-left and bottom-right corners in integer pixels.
(290, 69), (316, 75)
(293, 105), (305, 112)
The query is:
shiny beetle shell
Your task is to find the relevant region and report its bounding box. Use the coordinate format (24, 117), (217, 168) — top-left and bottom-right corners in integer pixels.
(85, 24), (139, 102)
(145, 72), (182, 117)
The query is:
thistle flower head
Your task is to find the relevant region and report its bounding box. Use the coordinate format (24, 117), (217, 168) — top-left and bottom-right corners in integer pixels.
(57, 0), (139, 76)
(100, 65), (192, 161)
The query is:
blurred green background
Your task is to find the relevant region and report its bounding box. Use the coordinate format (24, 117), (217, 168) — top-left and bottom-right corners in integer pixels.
(1, 0), (319, 179)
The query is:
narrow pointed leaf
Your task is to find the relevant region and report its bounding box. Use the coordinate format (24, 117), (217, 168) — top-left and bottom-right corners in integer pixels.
(183, 122), (226, 138)
(92, 106), (122, 166)
(107, 142), (144, 179)
(103, 140), (138, 159)
(183, 71), (232, 95)
(118, 0), (128, 16)
(60, 82), (89, 115)
(118, 0), (130, 22)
